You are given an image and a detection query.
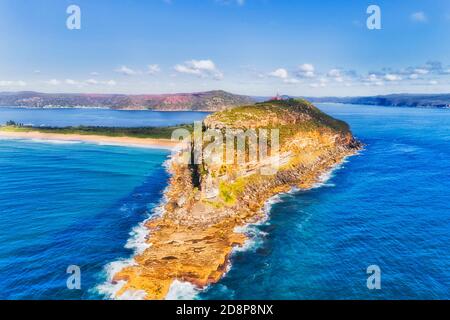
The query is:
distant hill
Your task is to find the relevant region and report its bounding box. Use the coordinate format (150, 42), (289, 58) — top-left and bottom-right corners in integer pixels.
(305, 94), (450, 108)
(0, 90), (255, 111)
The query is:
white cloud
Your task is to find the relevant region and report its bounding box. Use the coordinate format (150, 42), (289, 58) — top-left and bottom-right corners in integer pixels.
(363, 74), (384, 86)
(46, 79), (61, 85)
(0, 80), (27, 87)
(90, 72), (100, 76)
(115, 65), (139, 76)
(174, 59), (223, 80)
(309, 77), (328, 88)
(65, 79), (79, 85)
(411, 12), (427, 23)
(114, 64), (161, 76)
(147, 64), (161, 75)
(268, 68), (288, 79)
(85, 79), (117, 86)
(283, 78), (300, 84)
(384, 74), (402, 81)
(85, 79), (99, 85)
(297, 63), (315, 78)
(327, 69), (341, 77)
(105, 80), (117, 86)
(327, 68), (344, 82)
(429, 80), (438, 85)
(267, 68), (299, 84)
(414, 68), (429, 75)
(57, 78), (118, 87)
(367, 74), (379, 82)
(409, 74), (419, 80)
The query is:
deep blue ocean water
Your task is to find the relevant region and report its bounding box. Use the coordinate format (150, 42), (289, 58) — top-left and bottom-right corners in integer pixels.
(0, 104), (449, 299)
(200, 103), (450, 300)
(0, 139), (169, 299)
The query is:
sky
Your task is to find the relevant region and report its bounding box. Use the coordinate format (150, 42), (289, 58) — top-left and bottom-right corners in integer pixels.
(1, 0), (450, 96)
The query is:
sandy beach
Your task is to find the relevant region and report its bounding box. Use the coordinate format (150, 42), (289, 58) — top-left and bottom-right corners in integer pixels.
(0, 130), (179, 150)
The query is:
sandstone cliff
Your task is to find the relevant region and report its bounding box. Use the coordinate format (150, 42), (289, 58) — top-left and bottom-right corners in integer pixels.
(112, 99), (361, 299)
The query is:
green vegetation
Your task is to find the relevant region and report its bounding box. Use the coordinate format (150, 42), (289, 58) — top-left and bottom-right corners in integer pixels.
(206, 98), (350, 145)
(0, 123), (194, 139)
(218, 178), (246, 205)
(0, 99), (350, 143)
(5, 120), (22, 126)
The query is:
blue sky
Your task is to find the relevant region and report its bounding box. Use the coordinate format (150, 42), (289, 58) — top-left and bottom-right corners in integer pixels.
(1, 0), (450, 96)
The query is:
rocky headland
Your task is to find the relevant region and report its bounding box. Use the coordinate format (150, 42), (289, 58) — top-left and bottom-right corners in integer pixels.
(112, 99), (362, 299)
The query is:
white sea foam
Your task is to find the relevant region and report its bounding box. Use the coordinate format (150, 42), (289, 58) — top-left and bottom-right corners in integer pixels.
(165, 280), (200, 300)
(0, 136), (80, 144)
(96, 141), (170, 150)
(231, 194), (282, 254)
(311, 156), (352, 189)
(95, 158), (172, 299)
(232, 155), (355, 256)
(116, 289), (148, 300)
(95, 198), (167, 299)
(96, 258), (137, 299)
(97, 152), (355, 300)
(29, 138), (81, 145)
(124, 222), (152, 255)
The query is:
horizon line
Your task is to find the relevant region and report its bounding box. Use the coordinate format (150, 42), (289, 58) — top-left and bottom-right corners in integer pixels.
(1, 90), (450, 99)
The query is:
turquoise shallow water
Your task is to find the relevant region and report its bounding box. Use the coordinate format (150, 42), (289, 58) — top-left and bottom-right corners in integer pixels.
(0, 104), (449, 299)
(0, 139), (169, 299)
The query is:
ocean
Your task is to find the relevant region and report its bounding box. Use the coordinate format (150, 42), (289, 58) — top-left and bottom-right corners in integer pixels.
(200, 103), (450, 300)
(0, 105), (449, 299)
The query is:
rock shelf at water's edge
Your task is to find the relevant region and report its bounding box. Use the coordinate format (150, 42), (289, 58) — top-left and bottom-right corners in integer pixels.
(112, 99), (362, 299)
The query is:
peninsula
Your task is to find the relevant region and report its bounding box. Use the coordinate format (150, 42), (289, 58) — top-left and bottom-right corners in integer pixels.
(111, 99), (362, 299)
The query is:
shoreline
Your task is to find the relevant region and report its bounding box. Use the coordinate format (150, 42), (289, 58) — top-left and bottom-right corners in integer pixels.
(110, 145), (360, 300)
(0, 106), (212, 112)
(0, 130), (178, 150)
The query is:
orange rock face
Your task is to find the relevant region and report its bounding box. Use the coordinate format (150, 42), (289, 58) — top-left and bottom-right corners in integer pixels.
(112, 100), (362, 299)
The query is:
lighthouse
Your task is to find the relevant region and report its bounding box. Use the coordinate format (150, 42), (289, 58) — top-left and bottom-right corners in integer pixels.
(271, 92), (284, 101)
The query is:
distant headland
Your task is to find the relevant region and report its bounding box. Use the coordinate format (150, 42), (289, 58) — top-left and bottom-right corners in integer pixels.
(0, 90), (254, 111)
(304, 93), (450, 109)
(2, 90), (448, 112)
